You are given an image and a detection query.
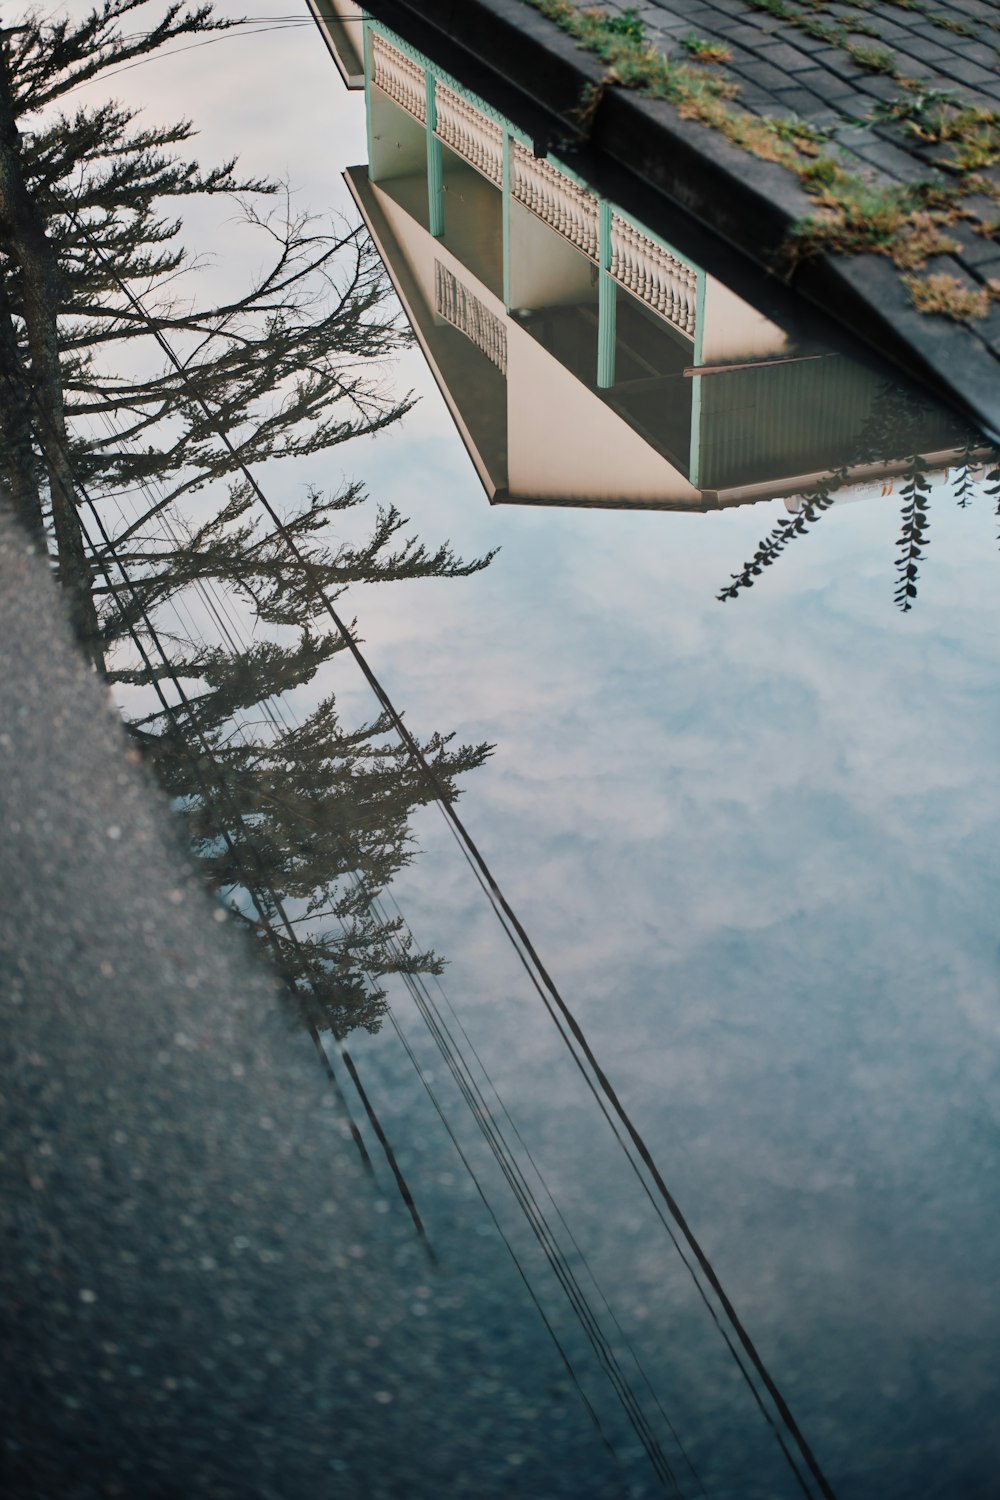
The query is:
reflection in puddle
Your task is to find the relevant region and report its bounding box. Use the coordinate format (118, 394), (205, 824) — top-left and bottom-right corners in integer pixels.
(91, 31), (848, 1480)
(104, 474), (494, 1032)
(302, 12), (1000, 1499)
(342, 13), (996, 617)
(74, 9), (1000, 1499)
(350, 23), (979, 501)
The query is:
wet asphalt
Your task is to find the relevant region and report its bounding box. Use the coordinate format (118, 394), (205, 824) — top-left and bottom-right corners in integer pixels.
(0, 508), (617, 1499)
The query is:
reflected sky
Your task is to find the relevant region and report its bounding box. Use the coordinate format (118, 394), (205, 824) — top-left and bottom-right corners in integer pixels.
(65, 5), (1000, 1497)
(333, 413), (1000, 1499)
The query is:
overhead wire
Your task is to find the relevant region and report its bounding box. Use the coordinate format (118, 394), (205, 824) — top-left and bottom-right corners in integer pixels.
(375, 888), (711, 1500)
(3, 172), (834, 1494)
(384, 1000), (626, 1485)
(59, 203), (837, 1500)
(0, 357), (451, 1257)
(57, 19), (315, 96)
(384, 944), (685, 1494)
(79, 401), (702, 1492)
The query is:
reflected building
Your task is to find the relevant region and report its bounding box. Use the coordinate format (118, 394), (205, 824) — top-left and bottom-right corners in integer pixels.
(313, 4), (976, 510)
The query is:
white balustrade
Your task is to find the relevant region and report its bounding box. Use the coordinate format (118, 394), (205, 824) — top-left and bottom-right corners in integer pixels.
(368, 38), (698, 340)
(610, 215), (698, 339)
(435, 261), (507, 375)
(434, 85), (503, 184)
(510, 143), (600, 262)
(371, 34), (426, 122)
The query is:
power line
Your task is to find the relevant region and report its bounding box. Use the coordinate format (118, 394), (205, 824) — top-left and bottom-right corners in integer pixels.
(27, 202), (836, 1500)
(59, 20), (314, 95)
(384, 1002), (626, 1483)
(378, 895), (711, 1498)
(68, 205), (834, 1500)
(0, 353), (442, 1257)
(80, 391), (702, 1490)
(386, 948), (685, 1493)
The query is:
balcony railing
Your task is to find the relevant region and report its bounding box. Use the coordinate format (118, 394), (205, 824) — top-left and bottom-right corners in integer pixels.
(610, 215), (698, 339)
(367, 35), (698, 341)
(510, 143), (600, 262)
(435, 261), (508, 375)
(371, 32), (426, 121)
(434, 85), (503, 185)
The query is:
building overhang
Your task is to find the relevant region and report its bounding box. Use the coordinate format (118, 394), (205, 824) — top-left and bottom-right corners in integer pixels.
(306, 0), (365, 88)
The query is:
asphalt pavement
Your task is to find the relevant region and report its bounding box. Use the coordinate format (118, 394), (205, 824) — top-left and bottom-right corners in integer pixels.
(0, 507), (608, 1498)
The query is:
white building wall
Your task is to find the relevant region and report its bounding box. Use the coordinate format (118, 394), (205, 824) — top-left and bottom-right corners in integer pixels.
(507, 201), (596, 312)
(698, 277), (789, 364)
(506, 327), (701, 504)
(370, 180), (507, 324)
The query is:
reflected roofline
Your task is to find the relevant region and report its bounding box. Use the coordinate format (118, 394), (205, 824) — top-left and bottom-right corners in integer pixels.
(344, 164), (506, 503)
(346, 166), (986, 516)
(307, 0), (366, 88)
(489, 442), (993, 512)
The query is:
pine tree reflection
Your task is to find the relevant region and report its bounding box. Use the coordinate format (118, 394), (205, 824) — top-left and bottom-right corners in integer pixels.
(103, 477), (494, 1038)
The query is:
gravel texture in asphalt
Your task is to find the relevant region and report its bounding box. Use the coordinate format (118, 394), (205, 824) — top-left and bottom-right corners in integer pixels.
(0, 511), (615, 1499)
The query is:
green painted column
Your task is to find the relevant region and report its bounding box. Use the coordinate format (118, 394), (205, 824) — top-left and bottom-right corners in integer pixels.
(363, 19), (376, 182)
(688, 271), (707, 484)
(688, 376), (703, 487)
(501, 131), (511, 309)
(597, 199), (615, 390)
(426, 72), (444, 238)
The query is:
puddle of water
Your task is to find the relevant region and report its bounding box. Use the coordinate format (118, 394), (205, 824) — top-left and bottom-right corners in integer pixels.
(40, 7), (1000, 1499)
